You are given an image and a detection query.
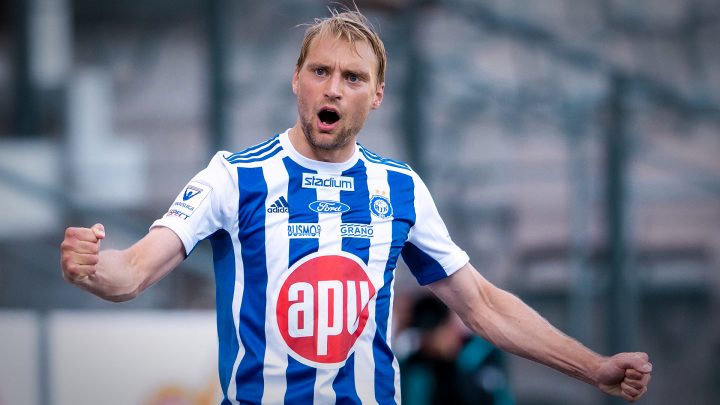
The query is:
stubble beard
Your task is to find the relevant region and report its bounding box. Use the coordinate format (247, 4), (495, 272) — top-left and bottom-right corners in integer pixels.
(300, 118), (357, 152)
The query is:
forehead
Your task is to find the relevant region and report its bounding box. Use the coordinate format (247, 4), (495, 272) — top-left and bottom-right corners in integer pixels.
(304, 33), (378, 74)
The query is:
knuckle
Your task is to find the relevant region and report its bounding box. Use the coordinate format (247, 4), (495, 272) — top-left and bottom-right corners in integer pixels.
(64, 264), (79, 278)
(61, 239), (76, 251)
(60, 256), (74, 271)
(65, 227), (79, 239)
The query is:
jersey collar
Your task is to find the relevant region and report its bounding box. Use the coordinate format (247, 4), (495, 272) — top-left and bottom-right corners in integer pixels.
(279, 128), (361, 173)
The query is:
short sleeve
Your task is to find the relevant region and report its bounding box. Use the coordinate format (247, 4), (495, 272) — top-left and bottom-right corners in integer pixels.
(150, 152), (237, 255)
(401, 173), (469, 286)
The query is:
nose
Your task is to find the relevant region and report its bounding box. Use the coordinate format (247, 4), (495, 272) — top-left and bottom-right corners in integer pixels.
(324, 73), (342, 100)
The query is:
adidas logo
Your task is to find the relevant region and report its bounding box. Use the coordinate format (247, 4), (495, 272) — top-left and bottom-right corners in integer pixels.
(267, 196), (289, 213)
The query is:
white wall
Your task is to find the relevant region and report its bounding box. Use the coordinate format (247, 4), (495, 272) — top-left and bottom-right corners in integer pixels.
(0, 310), (221, 405)
(0, 311), (40, 405)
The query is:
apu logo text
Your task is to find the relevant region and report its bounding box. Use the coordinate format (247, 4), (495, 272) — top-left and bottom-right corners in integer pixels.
(276, 253), (376, 366)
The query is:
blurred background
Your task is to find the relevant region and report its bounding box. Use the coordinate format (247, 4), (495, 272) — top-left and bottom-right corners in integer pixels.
(0, 0), (719, 404)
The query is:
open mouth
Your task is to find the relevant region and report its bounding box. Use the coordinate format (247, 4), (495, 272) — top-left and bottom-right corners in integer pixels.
(318, 108), (340, 125)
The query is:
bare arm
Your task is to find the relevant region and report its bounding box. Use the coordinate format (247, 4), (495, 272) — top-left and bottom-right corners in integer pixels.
(60, 224), (185, 302)
(428, 263), (652, 402)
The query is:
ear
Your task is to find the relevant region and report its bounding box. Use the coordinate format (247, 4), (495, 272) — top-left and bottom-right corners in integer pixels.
(291, 67), (299, 95)
(371, 82), (385, 110)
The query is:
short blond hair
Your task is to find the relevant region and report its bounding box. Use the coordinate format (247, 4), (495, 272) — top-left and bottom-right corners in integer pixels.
(296, 9), (387, 85)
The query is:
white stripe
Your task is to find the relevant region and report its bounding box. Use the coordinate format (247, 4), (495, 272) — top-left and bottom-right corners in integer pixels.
(314, 369), (339, 404)
(388, 275), (402, 405)
(316, 177), (342, 252)
(314, 177), (342, 404)
(354, 160), (394, 404)
(261, 163), (290, 405)
(226, 221), (246, 405)
(354, 297), (378, 403)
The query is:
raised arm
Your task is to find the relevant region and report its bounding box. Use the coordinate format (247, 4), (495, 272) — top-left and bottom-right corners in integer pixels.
(60, 224), (185, 302)
(428, 263), (652, 403)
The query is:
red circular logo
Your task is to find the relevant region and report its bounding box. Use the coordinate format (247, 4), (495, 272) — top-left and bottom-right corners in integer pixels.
(275, 252), (376, 367)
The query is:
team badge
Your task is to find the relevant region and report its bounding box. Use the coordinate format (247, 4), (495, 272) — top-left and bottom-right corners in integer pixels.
(369, 195), (393, 219)
(275, 252), (376, 368)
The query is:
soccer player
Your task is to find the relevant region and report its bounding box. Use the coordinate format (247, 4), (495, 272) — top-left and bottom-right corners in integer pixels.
(60, 8), (652, 405)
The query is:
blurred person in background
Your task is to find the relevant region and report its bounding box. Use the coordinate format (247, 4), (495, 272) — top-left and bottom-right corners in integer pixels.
(60, 6), (652, 404)
(400, 294), (514, 405)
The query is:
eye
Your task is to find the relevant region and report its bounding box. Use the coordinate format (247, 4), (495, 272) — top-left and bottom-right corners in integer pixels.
(314, 67), (327, 76)
(347, 74), (360, 83)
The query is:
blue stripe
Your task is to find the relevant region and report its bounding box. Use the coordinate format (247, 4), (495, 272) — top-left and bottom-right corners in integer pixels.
(332, 160), (371, 403)
(282, 157), (318, 403)
(227, 144), (283, 164)
(209, 229), (238, 405)
(401, 242), (448, 285)
(334, 353), (362, 404)
(372, 283), (397, 405)
(284, 157), (320, 266)
(359, 145), (410, 170)
(284, 357), (317, 403)
(234, 166), (268, 404)
(340, 160), (371, 264)
(374, 169), (415, 404)
(226, 135), (279, 159)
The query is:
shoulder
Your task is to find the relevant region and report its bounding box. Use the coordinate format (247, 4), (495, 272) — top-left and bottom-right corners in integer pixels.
(223, 134), (284, 166)
(193, 133), (283, 188)
(357, 144), (432, 197)
(357, 143), (414, 174)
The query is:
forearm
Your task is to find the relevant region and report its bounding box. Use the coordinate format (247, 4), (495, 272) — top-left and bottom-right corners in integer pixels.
(67, 227), (185, 302)
(468, 283), (604, 385)
(75, 249), (144, 302)
(431, 266), (604, 386)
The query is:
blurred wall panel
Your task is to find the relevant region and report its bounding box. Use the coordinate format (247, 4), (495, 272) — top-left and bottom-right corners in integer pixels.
(49, 311), (220, 405)
(0, 311), (40, 405)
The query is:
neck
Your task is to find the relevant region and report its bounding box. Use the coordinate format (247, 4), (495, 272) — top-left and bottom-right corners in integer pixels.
(288, 123), (356, 163)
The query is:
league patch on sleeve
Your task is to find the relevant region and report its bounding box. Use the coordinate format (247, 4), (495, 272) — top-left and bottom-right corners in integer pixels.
(164, 181), (211, 220)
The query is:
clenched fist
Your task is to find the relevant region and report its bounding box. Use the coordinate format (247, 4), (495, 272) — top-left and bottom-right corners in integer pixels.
(596, 352), (652, 402)
(60, 223), (106, 284)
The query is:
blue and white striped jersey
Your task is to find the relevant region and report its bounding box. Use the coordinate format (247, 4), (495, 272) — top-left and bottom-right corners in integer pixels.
(152, 129), (470, 405)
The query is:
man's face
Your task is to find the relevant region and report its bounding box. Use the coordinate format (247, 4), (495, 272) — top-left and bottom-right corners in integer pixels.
(292, 34), (384, 153)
